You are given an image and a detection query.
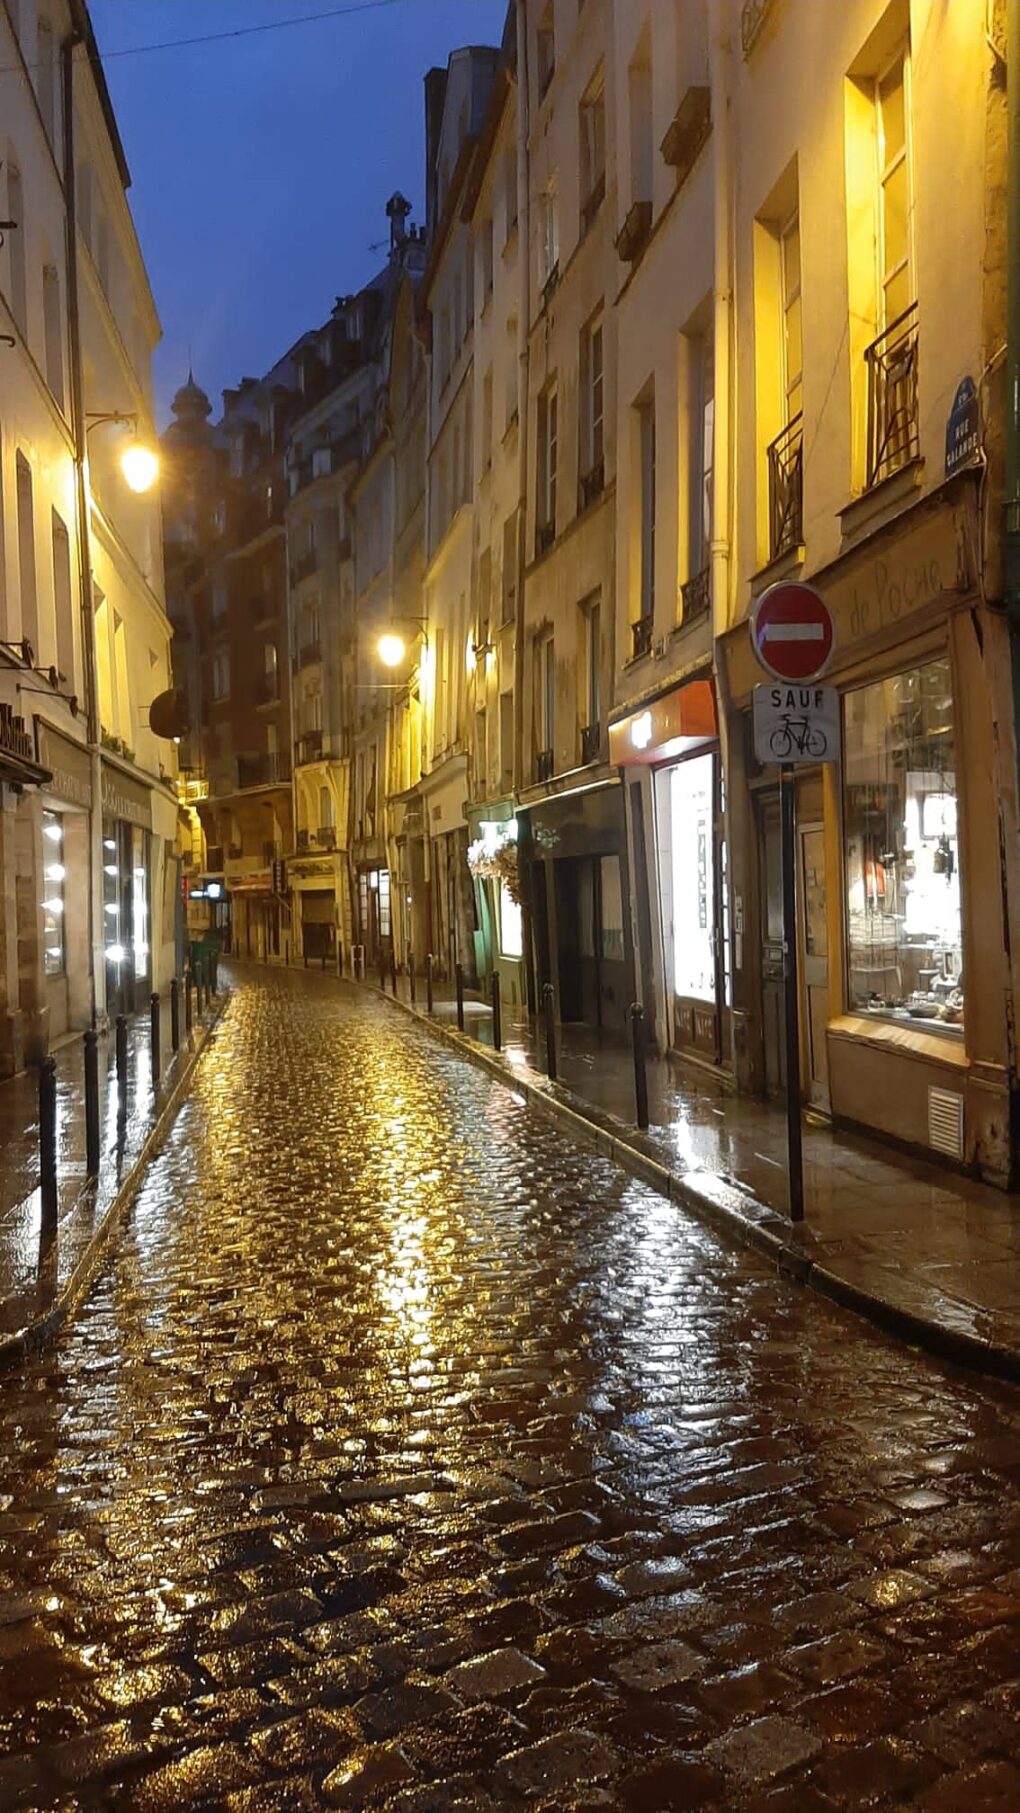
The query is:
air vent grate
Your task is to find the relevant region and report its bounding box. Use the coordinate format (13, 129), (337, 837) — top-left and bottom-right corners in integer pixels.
(928, 1087), (964, 1159)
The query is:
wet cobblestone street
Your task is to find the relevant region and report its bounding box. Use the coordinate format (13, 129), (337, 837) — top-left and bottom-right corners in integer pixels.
(3, 967), (1020, 1810)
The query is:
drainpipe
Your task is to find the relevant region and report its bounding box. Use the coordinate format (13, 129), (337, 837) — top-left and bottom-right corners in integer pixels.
(709, 0), (737, 1051)
(1006, 0), (1020, 799)
(513, 0), (533, 1008)
(61, 27), (104, 1029)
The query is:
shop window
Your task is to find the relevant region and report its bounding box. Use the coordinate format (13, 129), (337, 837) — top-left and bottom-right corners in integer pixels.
(499, 883), (523, 958)
(42, 810), (65, 976)
(670, 753), (716, 1001)
(844, 656), (963, 1037)
(600, 856), (625, 963)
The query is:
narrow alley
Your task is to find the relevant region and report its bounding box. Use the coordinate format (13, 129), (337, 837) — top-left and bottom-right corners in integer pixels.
(1, 968), (1020, 1810)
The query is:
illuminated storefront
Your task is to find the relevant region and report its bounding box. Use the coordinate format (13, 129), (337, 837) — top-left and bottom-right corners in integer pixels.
(101, 759), (154, 1017)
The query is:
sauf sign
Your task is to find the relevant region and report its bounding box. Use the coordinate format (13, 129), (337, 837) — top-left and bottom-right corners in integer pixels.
(752, 683), (840, 765)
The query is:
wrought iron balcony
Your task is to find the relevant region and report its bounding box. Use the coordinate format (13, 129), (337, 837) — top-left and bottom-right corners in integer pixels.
(865, 302), (919, 489)
(254, 674), (280, 705)
(227, 843), (243, 860)
(580, 722), (600, 765)
(767, 413), (804, 559)
(262, 841), (278, 867)
(536, 748), (554, 782)
(661, 86), (711, 187)
(535, 518), (555, 559)
(540, 263), (560, 313)
(631, 613), (653, 660)
(296, 728), (322, 765)
(616, 200), (652, 265)
(315, 826), (336, 850)
(680, 564), (711, 626)
(296, 828), (310, 852)
(578, 459), (605, 513)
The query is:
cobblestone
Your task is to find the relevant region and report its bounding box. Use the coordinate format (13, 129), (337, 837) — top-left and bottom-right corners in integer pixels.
(1, 967), (1020, 1807)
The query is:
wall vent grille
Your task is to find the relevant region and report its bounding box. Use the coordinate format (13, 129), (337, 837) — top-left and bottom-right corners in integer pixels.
(928, 1087), (964, 1160)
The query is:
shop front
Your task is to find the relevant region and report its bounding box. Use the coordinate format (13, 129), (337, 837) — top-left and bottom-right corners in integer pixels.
(34, 722), (93, 1043)
(722, 478), (1015, 1183)
(466, 804), (526, 1008)
(419, 754), (473, 982)
(610, 677), (726, 1063)
(518, 780), (632, 1033)
(100, 758), (155, 1018)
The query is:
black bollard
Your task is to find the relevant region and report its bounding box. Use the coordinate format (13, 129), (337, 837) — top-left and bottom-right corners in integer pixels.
(84, 1029), (100, 1176)
(490, 971), (502, 1051)
(170, 978), (180, 1053)
(336, 941), (343, 978)
(390, 950), (398, 996)
(542, 981), (557, 1081)
(39, 1056), (58, 1236)
(184, 971), (193, 1035)
(426, 953), (434, 1016)
(629, 1001), (650, 1130)
(455, 962), (465, 1031)
(115, 1012), (128, 1112)
(408, 950), (416, 1005)
(150, 992), (161, 1087)
(378, 951), (386, 992)
(211, 950), (219, 994)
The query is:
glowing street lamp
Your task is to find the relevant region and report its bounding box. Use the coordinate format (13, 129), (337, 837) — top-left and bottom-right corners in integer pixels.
(120, 441), (160, 493)
(377, 631), (408, 668)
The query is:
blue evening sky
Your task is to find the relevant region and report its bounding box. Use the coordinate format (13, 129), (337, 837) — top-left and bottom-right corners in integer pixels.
(88, 1), (507, 424)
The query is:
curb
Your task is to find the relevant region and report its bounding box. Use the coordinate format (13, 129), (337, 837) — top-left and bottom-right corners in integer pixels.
(369, 982), (1020, 1385)
(0, 996), (229, 1370)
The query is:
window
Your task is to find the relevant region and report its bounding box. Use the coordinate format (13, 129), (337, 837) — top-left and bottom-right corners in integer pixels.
(51, 509), (73, 682)
(42, 810), (65, 977)
(688, 335), (714, 579)
(474, 708), (487, 794)
(537, 382), (558, 545)
(540, 633), (555, 755)
(538, 182), (559, 289)
(212, 652), (230, 699)
(480, 217), (494, 300)
(877, 52), (911, 330)
(580, 80), (606, 227)
(537, 4), (555, 100)
(311, 446), (331, 480)
(629, 38), (653, 206)
(583, 593), (601, 729)
(264, 642), (278, 681)
(7, 160), (26, 336)
(505, 317), (518, 429)
(670, 753), (716, 1001)
(482, 366), (493, 472)
(319, 785), (334, 829)
(16, 452), (37, 653)
(36, 18), (56, 145)
(780, 212), (802, 424)
(503, 144), (518, 242)
(212, 577), (228, 622)
(638, 392), (656, 623)
(502, 511), (518, 623)
(500, 689), (514, 790)
(43, 265), (63, 408)
(499, 884), (523, 958)
(477, 548), (492, 649)
(844, 656), (963, 1038)
(579, 309), (604, 487)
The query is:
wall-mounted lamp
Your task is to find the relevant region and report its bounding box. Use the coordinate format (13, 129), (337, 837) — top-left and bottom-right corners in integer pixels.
(86, 410), (160, 493)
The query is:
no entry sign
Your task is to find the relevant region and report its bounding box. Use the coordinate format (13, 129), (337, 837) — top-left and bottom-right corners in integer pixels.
(750, 581), (834, 683)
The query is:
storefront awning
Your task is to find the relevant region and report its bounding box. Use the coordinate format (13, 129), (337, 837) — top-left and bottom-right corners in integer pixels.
(609, 678), (717, 767)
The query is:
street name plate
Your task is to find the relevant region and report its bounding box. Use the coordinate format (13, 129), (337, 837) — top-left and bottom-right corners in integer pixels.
(753, 683), (840, 765)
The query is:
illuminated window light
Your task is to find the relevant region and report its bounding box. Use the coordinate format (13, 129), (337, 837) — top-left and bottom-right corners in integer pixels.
(104, 864), (118, 877)
(43, 898), (64, 915)
(43, 823), (63, 844)
(45, 863), (66, 882)
(104, 838), (117, 852)
(105, 944), (126, 963)
(104, 902), (120, 915)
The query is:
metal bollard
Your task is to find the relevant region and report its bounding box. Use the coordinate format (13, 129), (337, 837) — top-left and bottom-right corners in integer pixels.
(455, 962), (465, 1031)
(378, 951), (387, 991)
(150, 992), (161, 1087)
(211, 950), (219, 994)
(39, 1056), (58, 1237)
(490, 970), (502, 1051)
(629, 1001), (650, 1130)
(115, 1013), (128, 1112)
(170, 978), (180, 1053)
(408, 950), (416, 1005)
(184, 971), (193, 1035)
(84, 1030), (100, 1176)
(542, 981), (558, 1082)
(426, 953), (434, 1016)
(390, 950), (398, 995)
(336, 941), (343, 978)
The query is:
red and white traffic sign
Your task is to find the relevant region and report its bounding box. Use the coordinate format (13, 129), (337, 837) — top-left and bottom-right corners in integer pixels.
(750, 581), (834, 683)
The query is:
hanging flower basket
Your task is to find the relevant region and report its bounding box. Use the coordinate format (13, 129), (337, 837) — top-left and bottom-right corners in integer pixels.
(467, 834), (521, 904)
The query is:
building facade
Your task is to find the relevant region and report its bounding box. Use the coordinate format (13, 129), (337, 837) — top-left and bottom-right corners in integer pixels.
(2, 0), (172, 1074)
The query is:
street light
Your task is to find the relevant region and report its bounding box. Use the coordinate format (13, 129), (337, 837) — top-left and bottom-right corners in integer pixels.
(377, 631), (408, 668)
(85, 410), (160, 493)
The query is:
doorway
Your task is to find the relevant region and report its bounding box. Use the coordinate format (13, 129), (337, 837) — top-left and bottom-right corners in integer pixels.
(659, 750), (730, 1064)
(799, 822), (830, 1111)
(756, 774), (829, 1110)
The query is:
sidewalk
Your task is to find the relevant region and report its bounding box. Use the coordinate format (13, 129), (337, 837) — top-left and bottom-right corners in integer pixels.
(0, 988), (221, 1357)
(369, 967), (1020, 1379)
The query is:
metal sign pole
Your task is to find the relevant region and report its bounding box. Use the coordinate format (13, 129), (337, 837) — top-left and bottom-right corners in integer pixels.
(780, 764), (804, 1222)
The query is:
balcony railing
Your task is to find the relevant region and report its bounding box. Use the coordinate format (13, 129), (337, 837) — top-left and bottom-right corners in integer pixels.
(580, 722), (600, 765)
(535, 518), (555, 559)
(297, 639), (322, 668)
(297, 728), (322, 764)
(631, 613), (653, 660)
(680, 564), (711, 626)
(616, 200), (652, 265)
(237, 752), (290, 789)
(540, 263), (560, 313)
(315, 826), (336, 850)
(536, 748), (554, 783)
(578, 459), (605, 513)
(865, 302), (919, 490)
(262, 841), (278, 867)
(661, 86), (711, 187)
(767, 413), (804, 560)
(254, 674), (280, 706)
(296, 828), (310, 852)
(227, 843), (243, 860)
